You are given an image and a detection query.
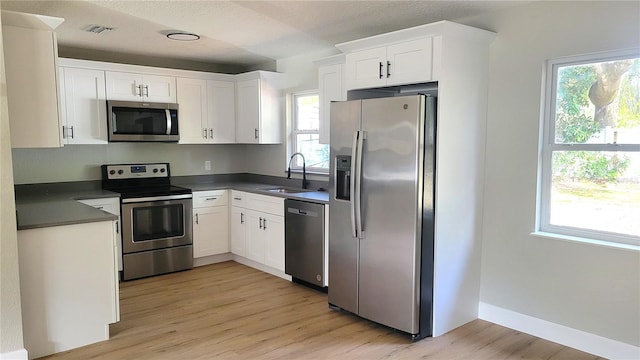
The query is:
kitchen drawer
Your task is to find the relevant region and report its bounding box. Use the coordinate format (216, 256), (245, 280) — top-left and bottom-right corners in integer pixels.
(193, 190), (228, 208)
(231, 190), (247, 208)
(246, 193), (284, 216)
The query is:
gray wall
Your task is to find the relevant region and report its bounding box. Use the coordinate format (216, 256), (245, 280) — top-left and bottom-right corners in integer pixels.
(12, 143), (247, 184)
(465, 1), (639, 346)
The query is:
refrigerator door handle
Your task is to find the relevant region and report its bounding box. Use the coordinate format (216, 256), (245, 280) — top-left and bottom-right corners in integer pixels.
(355, 130), (365, 238)
(350, 131), (359, 238)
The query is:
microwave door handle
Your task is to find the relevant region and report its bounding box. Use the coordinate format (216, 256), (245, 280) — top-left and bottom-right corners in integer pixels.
(165, 109), (172, 135)
(112, 112), (117, 133)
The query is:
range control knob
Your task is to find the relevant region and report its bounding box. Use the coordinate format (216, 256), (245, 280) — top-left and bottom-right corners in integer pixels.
(160, 168), (166, 173)
(118, 169), (124, 175)
(109, 170), (116, 175)
(153, 168), (159, 173)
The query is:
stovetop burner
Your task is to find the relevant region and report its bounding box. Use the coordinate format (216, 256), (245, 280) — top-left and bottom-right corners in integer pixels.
(116, 185), (192, 199)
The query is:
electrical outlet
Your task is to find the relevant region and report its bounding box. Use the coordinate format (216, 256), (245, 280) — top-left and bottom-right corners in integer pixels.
(204, 161), (211, 171)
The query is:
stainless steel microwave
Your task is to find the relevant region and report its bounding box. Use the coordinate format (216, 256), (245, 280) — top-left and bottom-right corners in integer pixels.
(107, 101), (179, 142)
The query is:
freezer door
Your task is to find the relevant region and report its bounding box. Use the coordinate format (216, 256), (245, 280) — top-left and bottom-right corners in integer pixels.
(328, 100), (361, 314)
(358, 95), (425, 334)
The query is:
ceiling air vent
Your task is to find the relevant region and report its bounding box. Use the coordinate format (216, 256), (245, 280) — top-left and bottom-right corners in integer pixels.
(84, 24), (114, 34)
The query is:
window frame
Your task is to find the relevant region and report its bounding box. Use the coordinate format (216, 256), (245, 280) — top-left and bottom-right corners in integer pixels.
(288, 90), (329, 174)
(537, 49), (640, 247)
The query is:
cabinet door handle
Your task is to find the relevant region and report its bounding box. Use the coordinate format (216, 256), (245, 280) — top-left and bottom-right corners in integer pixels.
(195, 213), (199, 224)
(387, 61), (391, 78)
(379, 62), (384, 79)
(95, 206), (104, 210)
(136, 84), (143, 96)
(203, 128), (208, 139)
(259, 217), (263, 229)
(240, 212), (244, 224)
(254, 128), (259, 140)
(69, 126), (74, 139)
(143, 85), (149, 97)
(209, 129), (213, 139)
(62, 126), (68, 139)
(115, 220), (119, 234)
(263, 218), (267, 230)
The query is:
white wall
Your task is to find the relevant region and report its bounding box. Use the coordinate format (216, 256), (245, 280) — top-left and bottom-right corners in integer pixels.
(12, 143), (247, 184)
(0, 8), (26, 357)
(463, 0), (639, 349)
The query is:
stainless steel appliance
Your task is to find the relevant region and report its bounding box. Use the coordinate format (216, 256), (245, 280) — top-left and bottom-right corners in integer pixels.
(285, 199), (326, 289)
(102, 163), (193, 280)
(328, 94), (436, 340)
(107, 101), (179, 142)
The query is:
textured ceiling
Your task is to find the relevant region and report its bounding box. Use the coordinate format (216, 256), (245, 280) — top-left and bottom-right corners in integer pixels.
(0, 0), (525, 69)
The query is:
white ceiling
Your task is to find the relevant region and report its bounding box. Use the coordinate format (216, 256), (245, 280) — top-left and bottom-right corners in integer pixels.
(1, 1), (525, 70)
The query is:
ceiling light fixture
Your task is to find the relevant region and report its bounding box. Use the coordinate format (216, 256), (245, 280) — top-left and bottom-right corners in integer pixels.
(84, 24), (114, 34)
(166, 31), (200, 41)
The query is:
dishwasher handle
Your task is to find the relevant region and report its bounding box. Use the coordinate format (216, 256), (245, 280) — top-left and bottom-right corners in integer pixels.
(287, 207), (318, 217)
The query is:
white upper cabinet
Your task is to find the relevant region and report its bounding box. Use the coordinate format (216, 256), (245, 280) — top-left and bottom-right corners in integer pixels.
(177, 78), (236, 144)
(344, 37), (433, 90)
(59, 67), (108, 144)
(177, 77), (208, 144)
(207, 80), (236, 143)
(235, 71), (283, 144)
(316, 55), (347, 144)
(2, 10), (64, 148)
(105, 71), (176, 103)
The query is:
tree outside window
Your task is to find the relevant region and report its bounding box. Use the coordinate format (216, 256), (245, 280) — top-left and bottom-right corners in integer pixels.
(540, 51), (640, 245)
(290, 92), (329, 172)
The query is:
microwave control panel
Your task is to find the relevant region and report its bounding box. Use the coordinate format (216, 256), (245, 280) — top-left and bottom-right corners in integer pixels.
(103, 163), (169, 179)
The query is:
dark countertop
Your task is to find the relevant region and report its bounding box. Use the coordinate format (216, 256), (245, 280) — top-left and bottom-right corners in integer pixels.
(178, 181), (329, 204)
(16, 200), (118, 230)
(14, 175), (328, 230)
(15, 186), (120, 231)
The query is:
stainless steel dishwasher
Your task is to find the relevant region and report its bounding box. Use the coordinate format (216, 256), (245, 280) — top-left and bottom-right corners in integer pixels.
(285, 199), (326, 289)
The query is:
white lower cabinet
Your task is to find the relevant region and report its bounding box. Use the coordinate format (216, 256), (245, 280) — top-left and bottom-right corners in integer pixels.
(77, 197), (122, 272)
(231, 191), (285, 272)
(192, 190), (229, 258)
(230, 204), (247, 256)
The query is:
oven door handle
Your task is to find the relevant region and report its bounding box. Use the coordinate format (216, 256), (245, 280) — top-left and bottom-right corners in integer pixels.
(122, 194), (192, 203)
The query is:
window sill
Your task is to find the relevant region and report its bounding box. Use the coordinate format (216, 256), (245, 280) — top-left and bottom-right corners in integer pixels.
(287, 169), (329, 177)
(530, 231), (640, 252)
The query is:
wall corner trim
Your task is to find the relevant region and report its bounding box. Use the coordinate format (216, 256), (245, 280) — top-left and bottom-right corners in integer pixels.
(0, 348), (28, 360)
(478, 302), (640, 359)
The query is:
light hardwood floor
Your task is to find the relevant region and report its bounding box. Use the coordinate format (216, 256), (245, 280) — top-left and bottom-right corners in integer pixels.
(40, 261), (602, 359)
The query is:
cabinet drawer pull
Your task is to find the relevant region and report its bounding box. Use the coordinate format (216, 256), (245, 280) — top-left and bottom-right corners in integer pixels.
(95, 206), (104, 210)
(233, 197), (242, 201)
(205, 197), (217, 201)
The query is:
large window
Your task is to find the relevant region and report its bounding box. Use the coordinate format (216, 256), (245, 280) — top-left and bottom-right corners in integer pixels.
(289, 92), (329, 173)
(538, 50), (640, 246)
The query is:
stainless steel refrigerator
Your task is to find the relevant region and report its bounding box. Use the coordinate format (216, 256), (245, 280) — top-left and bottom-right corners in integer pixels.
(328, 94), (436, 340)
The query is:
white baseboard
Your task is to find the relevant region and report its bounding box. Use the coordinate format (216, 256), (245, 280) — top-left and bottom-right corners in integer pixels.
(232, 255), (292, 281)
(479, 302), (640, 360)
(193, 253), (233, 267)
(0, 348), (28, 360)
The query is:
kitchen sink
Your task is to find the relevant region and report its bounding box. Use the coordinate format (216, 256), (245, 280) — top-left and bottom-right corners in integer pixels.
(261, 187), (310, 194)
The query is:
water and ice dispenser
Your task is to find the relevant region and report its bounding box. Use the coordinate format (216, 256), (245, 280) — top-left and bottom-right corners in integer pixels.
(335, 155), (351, 201)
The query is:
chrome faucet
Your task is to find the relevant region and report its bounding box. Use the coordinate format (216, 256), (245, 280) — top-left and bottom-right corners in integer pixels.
(288, 152), (308, 189)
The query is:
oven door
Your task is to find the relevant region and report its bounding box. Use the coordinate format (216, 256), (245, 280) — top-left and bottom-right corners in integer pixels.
(121, 196), (192, 254)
